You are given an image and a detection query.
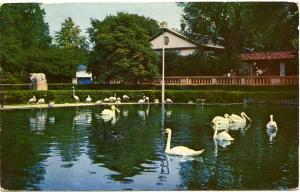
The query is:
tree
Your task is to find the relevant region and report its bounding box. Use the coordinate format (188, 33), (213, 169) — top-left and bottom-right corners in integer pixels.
(249, 2), (298, 51)
(88, 12), (160, 82)
(179, 2), (298, 72)
(179, 2), (254, 70)
(54, 17), (87, 49)
(0, 3), (52, 82)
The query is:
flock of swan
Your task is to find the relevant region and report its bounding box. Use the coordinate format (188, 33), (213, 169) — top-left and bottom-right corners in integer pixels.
(164, 112), (278, 157)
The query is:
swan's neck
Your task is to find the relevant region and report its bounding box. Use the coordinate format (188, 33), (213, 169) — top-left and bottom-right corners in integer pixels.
(270, 116), (273, 122)
(241, 113), (246, 120)
(165, 131), (171, 152)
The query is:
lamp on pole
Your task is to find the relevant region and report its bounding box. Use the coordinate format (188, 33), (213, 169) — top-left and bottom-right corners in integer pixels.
(162, 29), (169, 104)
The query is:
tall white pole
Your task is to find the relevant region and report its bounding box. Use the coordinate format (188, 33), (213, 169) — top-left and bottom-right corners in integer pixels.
(162, 31), (165, 104)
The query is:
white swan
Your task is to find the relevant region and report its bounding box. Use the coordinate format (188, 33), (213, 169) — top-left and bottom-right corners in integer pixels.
(72, 86), (80, 102)
(213, 123), (234, 141)
(267, 114), (278, 130)
(164, 128), (204, 156)
(86, 95), (92, 103)
(95, 100), (102, 105)
(28, 95), (36, 103)
(230, 112), (251, 123)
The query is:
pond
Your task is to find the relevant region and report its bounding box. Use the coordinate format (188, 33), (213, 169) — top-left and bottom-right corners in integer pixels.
(0, 104), (298, 190)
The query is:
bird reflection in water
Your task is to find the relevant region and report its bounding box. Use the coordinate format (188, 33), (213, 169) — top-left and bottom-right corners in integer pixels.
(137, 104), (150, 120)
(267, 126), (277, 142)
(72, 109), (92, 130)
(29, 111), (48, 135)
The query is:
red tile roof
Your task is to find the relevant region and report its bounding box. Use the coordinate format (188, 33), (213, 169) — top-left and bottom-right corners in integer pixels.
(240, 51), (295, 61)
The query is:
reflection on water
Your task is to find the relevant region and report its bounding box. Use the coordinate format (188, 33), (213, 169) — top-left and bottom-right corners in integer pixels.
(267, 127), (278, 142)
(0, 104), (298, 190)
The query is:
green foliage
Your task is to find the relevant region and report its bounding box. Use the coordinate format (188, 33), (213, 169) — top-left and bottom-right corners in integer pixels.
(164, 51), (225, 76)
(3, 89), (298, 105)
(54, 17), (87, 49)
(88, 12), (160, 82)
(179, 2), (299, 70)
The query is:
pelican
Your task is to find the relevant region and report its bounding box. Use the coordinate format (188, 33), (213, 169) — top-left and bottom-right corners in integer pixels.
(212, 114), (232, 124)
(28, 95), (36, 103)
(86, 95), (92, 103)
(164, 128), (204, 156)
(267, 114), (278, 130)
(166, 98), (173, 103)
(101, 105), (120, 116)
(37, 98), (45, 104)
(230, 112), (251, 123)
(95, 100), (102, 105)
(100, 105), (120, 122)
(213, 123), (234, 141)
(72, 86), (80, 102)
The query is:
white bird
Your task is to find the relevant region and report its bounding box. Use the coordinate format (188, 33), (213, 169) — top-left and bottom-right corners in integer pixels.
(164, 128), (205, 156)
(108, 94), (117, 102)
(86, 95), (92, 103)
(48, 101), (55, 108)
(212, 114), (232, 124)
(95, 100), (102, 105)
(101, 105), (120, 116)
(28, 95), (36, 103)
(123, 95), (130, 100)
(103, 98), (109, 103)
(72, 86), (80, 102)
(115, 97), (121, 104)
(145, 96), (150, 103)
(166, 98), (173, 103)
(211, 114), (232, 131)
(213, 123), (234, 141)
(230, 112), (251, 123)
(37, 98), (45, 104)
(138, 96), (145, 104)
(267, 114), (278, 130)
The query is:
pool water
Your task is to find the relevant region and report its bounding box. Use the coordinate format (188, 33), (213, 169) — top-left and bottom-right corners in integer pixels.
(0, 104), (298, 190)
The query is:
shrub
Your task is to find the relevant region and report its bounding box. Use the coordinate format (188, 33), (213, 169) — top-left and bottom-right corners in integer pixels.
(2, 89), (298, 105)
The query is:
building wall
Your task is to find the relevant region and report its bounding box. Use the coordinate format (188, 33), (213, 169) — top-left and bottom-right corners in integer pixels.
(150, 31), (197, 50)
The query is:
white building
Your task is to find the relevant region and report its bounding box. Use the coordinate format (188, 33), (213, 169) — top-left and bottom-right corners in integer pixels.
(73, 64), (92, 84)
(150, 27), (225, 56)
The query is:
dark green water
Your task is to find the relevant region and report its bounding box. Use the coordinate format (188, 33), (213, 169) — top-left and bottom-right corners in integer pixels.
(0, 104), (298, 190)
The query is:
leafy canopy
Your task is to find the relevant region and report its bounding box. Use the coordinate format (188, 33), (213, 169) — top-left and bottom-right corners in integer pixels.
(54, 17), (87, 49)
(88, 12), (160, 82)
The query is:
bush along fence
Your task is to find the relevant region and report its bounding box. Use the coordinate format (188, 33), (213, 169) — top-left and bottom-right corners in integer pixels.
(1, 89), (298, 105)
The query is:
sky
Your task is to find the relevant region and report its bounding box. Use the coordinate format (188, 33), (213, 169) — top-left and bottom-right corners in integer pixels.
(41, 3), (183, 37)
